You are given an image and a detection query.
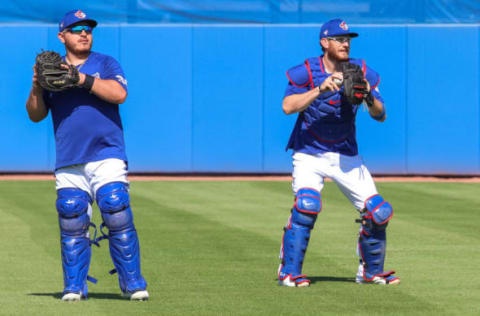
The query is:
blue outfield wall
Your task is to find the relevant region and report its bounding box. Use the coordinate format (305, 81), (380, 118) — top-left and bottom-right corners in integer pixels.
(2, 24), (479, 174)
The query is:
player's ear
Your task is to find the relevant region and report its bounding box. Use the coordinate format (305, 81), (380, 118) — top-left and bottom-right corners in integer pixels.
(58, 32), (66, 44)
(320, 38), (328, 50)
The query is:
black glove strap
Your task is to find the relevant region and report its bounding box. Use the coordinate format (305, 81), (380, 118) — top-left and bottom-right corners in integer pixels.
(82, 74), (95, 91)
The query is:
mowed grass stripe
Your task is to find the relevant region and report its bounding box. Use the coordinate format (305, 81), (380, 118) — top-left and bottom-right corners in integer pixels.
(130, 181), (444, 315)
(0, 180), (478, 315)
(0, 181), (111, 315)
(379, 182), (480, 239)
(376, 182), (480, 315)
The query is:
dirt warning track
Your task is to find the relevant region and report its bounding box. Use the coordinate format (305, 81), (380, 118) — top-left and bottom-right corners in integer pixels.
(1, 174), (480, 182)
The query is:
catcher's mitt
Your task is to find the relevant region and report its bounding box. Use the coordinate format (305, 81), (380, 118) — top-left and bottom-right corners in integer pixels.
(342, 62), (368, 105)
(35, 50), (79, 92)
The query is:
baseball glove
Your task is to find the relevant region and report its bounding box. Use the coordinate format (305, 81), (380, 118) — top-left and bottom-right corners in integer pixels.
(35, 50), (79, 92)
(342, 62), (368, 105)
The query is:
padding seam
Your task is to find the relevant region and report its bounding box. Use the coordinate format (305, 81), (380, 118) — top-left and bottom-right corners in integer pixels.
(305, 124), (348, 144)
(318, 56), (325, 73)
(305, 59), (314, 89)
(372, 76), (381, 90)
(295, 195), (322, 214)
(364, 194), (381, 210)
(367, 201), (393, 225)
(369, 200), (386, 214)
(56, 198), (88, 217)
(286, 70), (310, 88)
(291, 274), (307, 280)
(97, 183), (130, 214)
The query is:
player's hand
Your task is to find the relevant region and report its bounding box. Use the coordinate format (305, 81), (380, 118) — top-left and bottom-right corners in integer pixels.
(363, 78), (371, 94)
(319, 72), (343, 93)
(60, 62), (86, 85)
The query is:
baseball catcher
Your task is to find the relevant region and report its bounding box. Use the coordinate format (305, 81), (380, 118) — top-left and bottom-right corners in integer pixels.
(26, 10), (148, 302)
(278, 18), (398, 287)
(35, 50), (80, 92)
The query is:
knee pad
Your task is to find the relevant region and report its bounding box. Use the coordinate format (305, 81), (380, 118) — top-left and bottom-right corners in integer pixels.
(295, 188), (322, 215)
(358, 194), (394, 279)
(362, 194), (393, 233)
(96, 182), (134, 232)
(279, 188), (321, 280)
(56, 188), (91, 236)
(291, 187), (322, 228)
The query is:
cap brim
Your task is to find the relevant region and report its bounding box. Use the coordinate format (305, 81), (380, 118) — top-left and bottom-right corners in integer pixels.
(65, 19), (97, 30)
(320, 32), (359, 39)
(85, 19), (97, 28)
(76, 19), (97, 28)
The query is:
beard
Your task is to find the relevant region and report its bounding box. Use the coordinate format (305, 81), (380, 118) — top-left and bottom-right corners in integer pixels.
(330, 49), (349, 62)
(65, 39), (92, 57)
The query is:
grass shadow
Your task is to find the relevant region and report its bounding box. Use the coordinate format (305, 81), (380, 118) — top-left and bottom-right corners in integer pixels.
(28, 292), (125, 300)
(309, 276), (355, 284)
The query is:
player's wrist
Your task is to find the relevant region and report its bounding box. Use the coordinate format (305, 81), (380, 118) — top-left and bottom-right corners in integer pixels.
(80, 74), (95, 91)
(32, 84), (43, 95)
(365, 91), (374, 107)
(317, 85), (326, 94)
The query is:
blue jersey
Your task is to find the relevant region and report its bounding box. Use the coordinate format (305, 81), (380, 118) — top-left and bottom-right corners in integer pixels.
(43, 51), (128, 170)
(284, 56), (384, 156)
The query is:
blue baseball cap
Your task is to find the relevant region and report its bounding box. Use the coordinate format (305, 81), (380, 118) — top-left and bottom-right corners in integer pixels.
(59, 10), (97, 32)
(320, 19), (358, 39)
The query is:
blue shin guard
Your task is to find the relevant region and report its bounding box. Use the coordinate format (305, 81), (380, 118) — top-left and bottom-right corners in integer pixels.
(358, 195), (399, 284)
(96, 182), (147, 294)
(56, 188), (93, 297)
(279, 188), (321, 286)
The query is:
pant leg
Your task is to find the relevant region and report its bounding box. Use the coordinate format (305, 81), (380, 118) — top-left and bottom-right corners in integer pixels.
(55, 164), (93, 197)
(327, 153), (378, 210)
(291, 152), (327, 195)
(85, 158), (129, 199)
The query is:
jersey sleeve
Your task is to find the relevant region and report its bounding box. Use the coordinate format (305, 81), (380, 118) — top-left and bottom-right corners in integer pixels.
(364, 64), (384, 104)
(103, 56), (128, 92)
(284, 81), (310, 97)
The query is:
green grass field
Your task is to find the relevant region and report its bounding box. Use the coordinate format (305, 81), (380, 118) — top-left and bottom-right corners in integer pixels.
(0, 180), (479, 315)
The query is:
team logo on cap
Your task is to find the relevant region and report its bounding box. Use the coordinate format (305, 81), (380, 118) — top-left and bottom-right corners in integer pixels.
(75, 10), (86, 18)
(339, 21), (348, 30)
(323, 30), (328, 36)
